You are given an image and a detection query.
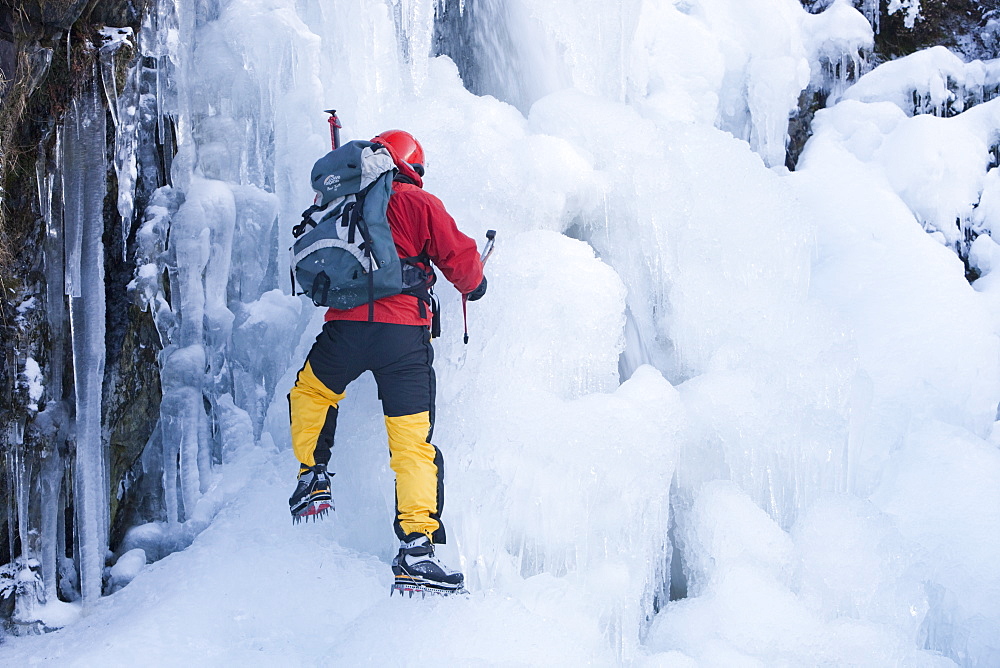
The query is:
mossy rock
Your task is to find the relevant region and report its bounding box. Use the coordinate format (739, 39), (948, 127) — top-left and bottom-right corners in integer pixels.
(107, 304), (162, 542)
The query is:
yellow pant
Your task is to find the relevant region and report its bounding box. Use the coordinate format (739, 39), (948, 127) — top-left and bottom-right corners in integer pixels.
(289, 321), (446, 542)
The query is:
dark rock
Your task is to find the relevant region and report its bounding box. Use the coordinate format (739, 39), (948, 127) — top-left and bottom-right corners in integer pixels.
(875, 0), (1000, 62)
(107, 304), (162, 549)
(5, 0), (91, 33)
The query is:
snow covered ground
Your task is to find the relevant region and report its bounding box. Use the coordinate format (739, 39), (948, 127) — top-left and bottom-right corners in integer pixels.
(3, 443), (625, 665)
(6, 0), (1000, 665)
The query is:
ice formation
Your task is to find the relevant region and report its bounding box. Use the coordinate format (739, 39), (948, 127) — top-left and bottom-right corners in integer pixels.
(63, 76), (110, 606)
(5, 0), (1000, 666)
(130, 0), (310, 530)
(845, 45), (1000, 116)
(801, 0), (874, 101)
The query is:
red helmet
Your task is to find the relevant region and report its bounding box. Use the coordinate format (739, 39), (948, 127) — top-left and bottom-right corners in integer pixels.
(373, 129), (425, 168)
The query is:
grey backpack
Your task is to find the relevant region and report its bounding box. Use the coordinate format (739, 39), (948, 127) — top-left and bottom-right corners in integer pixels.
(291, 140), (431, 316)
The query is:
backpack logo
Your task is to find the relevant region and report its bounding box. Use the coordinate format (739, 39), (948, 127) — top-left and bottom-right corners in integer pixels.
(324, 174), (340, 189)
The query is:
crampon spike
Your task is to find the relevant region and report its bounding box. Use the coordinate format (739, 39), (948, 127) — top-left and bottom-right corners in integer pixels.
(390, 581), (467, 598)
(291, 499), (333, 524)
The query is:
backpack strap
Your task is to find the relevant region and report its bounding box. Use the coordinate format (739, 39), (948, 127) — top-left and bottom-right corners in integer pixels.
(349, 197), (378, 321)
(341, 182), (384, 322)
(400, 252), (435, 305)
(368, 249), (375, 321)
(399, 251), (441, 334)
(344, 200), (359, 243)
(293, 204), (323, 238)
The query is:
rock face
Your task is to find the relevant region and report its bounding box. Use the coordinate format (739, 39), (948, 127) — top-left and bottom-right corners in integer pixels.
(4, 1), (148, 36)
(799, 1), (1000, 61)
(874, 0), (1000, 62)
(0, 0), (160, 627)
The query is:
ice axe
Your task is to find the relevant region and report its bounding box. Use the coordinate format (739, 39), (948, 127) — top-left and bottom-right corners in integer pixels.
(463, 229), (497, 344)
(325, 109), (342, 149)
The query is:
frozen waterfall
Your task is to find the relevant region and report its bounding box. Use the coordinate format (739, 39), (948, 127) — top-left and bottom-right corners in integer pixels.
(4, 0), (1000, 666)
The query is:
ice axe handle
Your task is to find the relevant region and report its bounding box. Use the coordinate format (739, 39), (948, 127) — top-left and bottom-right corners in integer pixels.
(465, 230), (496, 345)
(480, 229), (496, 266)
(325, 109), (342, 149)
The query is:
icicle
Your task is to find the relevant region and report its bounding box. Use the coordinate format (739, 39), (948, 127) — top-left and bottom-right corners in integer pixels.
(805, 1), (875, 106)
(98, 30), (124, 128)
(63, 75), (109, 606)
(161, 410), (180, 524)
(61, 100), (83, 300)
(40, 124), (69, 608)
(1, 422), (47, 634)
(38, 440), (62, 605)
(51, 126), (62, 238)
(862, 0), (880, 34)
(5, 425), (26, 556)
(99, 27), (140, 258)
(35, 145), (49, 231)
(395, 0), (437, 89)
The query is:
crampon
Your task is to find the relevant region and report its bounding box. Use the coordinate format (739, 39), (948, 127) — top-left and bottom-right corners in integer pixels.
(289, 465), (334, 524)
(390, 534), (466, 597)
(391, 576), (468, 598)
(291, 496), (333, 523)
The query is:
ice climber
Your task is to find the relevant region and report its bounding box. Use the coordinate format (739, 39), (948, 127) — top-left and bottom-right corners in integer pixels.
(287, 129), (487, 595)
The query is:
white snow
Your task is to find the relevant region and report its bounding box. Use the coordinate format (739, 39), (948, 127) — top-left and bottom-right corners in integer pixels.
(6, 0), (1000, 665)
(98, 26), (134, 49)
(844, 45), (1000, 116)
(107, 549), (146, 593)
(888, 0), (923, 30)
(22, 358), (44, 411)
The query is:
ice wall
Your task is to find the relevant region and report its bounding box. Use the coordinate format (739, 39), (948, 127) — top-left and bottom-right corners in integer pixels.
(449, 0), (873, 529)
(159, 0), (988, 660)
(795, 29), (1000, 664)
(130, 0), (316, 530)
(410, 0), (998, 663)
(256, 0), (868, 659)
(10, 0), (999, 663)
(445, 0), (871, 167)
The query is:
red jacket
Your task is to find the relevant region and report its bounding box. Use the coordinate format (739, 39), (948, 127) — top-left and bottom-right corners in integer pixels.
(325, 148), (483, 327)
